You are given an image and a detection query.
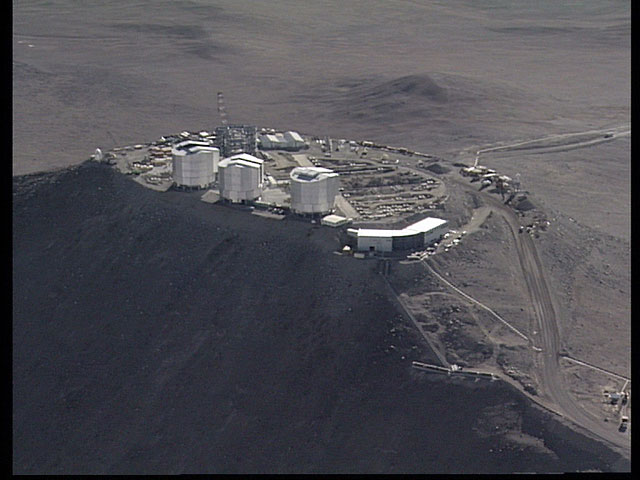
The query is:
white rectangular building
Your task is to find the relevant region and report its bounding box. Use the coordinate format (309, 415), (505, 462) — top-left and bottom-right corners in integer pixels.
(259, 133), (286, 149)
(259, 131), (305, 150)
(284, 131), (305, 149)
(321, 214), (351, 227)
(356, 230), (395, 252)
(356, 217), (448, 252)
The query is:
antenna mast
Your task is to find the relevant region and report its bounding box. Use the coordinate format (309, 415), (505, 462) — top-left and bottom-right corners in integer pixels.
(217, 92), (228, 127)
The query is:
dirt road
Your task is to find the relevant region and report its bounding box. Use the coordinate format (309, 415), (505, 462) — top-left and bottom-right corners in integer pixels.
(376, 154), (631, 455)
(420, 260), (529, 342)
(472, 125), (630, 164)
(454, 181), (630, 455)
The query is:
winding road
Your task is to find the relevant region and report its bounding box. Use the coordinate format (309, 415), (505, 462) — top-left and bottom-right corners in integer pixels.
(450, 177), (631, 455)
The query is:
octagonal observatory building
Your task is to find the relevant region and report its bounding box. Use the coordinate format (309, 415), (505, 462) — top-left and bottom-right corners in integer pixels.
(172, 140), (219, 189)
(290, 166), (340, 215)
(218, 154), (264, 203)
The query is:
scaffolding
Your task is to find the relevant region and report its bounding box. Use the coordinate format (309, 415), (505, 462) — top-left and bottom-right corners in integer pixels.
(215, 125), (257, 157)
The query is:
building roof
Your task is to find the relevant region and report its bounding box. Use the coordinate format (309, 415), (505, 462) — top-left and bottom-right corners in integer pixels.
(357, 229), (412, 238)
(290, 166), (338, 182)
(261, 134), (282, 143)
(285, 131), (304, 142)
(172, 140), (218, 156)
(321, 214), (349, 225)
(226, 153), (264, 165)
(172, 146), (218, 156)
(174, 140), (213, 149)
(403, 217), (448, 233)
(357, 217), (447, 238)
(218, 158), (261, 169)
(323, 214), (347, 222)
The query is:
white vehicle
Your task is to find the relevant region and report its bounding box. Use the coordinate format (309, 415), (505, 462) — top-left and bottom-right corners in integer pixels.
(619, 416), (629, 432)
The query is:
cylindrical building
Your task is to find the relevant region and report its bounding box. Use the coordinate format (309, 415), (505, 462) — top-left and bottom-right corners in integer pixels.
(290, 166), (339, 215)
(172, 141), (219, 189)
(218, 157), (262, 203)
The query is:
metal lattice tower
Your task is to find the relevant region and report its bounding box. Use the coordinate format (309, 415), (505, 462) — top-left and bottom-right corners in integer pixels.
(215, 125), (257, 157)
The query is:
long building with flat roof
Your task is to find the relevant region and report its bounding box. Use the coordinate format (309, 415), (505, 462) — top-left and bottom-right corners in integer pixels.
(355, 217), (448, 252)
(258, 131), (306, 151)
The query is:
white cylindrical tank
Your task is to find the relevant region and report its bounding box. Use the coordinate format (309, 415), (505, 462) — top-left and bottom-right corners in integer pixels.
(172, 142), (219, 188)
(290, 166), (339, 214)
(218, 158), (262, 202)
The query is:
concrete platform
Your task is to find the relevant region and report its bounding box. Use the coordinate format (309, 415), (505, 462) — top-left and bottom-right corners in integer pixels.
(200, 190), (220, 204)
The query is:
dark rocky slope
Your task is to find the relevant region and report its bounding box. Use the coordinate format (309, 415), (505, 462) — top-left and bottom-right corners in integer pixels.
(12, 162), (627, 473)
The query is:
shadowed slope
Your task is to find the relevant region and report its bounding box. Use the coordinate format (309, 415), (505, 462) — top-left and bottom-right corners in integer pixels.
(12, 163), (628, 473)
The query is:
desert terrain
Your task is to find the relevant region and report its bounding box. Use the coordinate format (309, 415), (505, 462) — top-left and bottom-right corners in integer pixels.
(13, 0), (630, 473)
